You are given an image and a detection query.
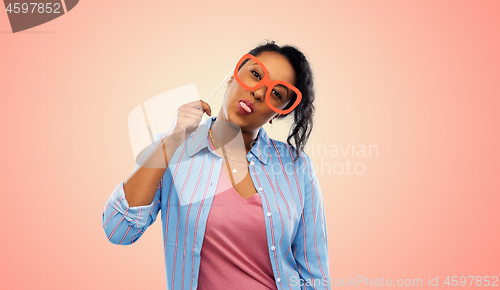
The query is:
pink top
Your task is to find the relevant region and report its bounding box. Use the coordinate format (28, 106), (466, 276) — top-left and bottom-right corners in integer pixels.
(197, 135), (277, 290)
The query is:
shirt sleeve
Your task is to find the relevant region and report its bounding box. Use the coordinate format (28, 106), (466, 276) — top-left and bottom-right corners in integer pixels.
(102, 132), (165, 245)
(293, 152), (331, 289)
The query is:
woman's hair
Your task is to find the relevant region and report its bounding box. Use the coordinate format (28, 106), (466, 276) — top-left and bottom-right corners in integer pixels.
(247, 40), (315, 162)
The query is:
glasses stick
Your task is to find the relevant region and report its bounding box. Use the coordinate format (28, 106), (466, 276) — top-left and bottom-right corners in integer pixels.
(205, 69), (233, 103)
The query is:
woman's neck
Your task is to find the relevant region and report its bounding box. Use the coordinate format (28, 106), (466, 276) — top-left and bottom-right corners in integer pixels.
(210, 116), (258, 153)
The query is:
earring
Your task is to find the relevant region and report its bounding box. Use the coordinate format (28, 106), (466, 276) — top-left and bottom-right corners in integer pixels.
(269, 114), (281, 124)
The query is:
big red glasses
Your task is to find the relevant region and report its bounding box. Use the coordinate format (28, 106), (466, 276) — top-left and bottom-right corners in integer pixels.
(233, 54), (302, 114)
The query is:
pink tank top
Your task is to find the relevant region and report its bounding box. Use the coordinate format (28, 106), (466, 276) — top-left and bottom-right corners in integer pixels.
(197, 135), (277, 290)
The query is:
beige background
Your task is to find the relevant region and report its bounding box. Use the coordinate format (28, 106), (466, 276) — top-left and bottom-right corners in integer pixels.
(1, 0), (499, 288)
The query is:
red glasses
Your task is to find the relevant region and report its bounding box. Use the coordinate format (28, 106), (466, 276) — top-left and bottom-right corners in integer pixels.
(233, 54), (302, 114)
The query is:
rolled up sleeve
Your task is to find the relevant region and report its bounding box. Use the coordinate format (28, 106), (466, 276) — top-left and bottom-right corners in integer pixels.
(102, 132), (166, 245)
(102, 180), (162, 245)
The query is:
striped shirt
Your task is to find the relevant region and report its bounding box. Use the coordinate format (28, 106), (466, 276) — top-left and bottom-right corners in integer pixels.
(102, 116), (331, 290)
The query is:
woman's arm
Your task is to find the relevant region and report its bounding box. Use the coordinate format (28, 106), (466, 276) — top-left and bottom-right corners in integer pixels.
(102, 132), (178, 245)
(122, 99), (211, 207)
(123, 132), (179, 207)
(102, 100), (211, 245)
(293, 153), (331, 289)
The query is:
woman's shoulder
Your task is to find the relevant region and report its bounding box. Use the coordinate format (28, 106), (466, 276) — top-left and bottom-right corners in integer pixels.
(268, 138), (292, 158)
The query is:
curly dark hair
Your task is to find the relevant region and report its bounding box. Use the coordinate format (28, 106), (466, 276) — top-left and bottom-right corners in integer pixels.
(246, 40), (315, 162)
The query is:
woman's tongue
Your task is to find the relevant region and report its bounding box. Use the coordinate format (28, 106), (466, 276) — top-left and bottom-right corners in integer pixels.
(240, 101), (252, 113)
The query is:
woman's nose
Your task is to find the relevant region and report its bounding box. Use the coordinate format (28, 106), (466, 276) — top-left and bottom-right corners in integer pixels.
(251, 86), (267, 101)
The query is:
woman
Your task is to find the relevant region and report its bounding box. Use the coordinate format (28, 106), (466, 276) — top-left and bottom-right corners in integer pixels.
(102, 41), (331, 290)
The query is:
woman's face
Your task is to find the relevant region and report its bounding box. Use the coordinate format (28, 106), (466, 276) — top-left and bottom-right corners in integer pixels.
(221, 51), (296, 132)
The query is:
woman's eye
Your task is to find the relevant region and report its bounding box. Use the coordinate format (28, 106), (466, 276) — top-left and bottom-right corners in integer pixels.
(272, 90), (281, 99)
(251, 71), (261, 80)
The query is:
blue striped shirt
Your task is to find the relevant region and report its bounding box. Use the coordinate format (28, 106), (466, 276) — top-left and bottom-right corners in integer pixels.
(102, 116), (331, 290)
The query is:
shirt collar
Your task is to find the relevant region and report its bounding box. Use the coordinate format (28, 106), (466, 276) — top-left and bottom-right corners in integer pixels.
(186, 116), (270, 165)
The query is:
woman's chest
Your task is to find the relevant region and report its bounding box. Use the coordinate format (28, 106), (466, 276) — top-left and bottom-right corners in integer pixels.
(221, 164), (258, 199)
(164, 153), (306, 244)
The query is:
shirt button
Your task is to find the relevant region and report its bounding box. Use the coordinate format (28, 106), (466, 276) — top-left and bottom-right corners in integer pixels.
(266, 212), (271, 217)
(276, 277), (281, 282)
(258, 187), (263, 191)
(250, 161), (255, 165)
(270, 245), (275, 250)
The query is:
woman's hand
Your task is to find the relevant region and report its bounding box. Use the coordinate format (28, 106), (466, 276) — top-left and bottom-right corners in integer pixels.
(164, 100), (212, 147)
